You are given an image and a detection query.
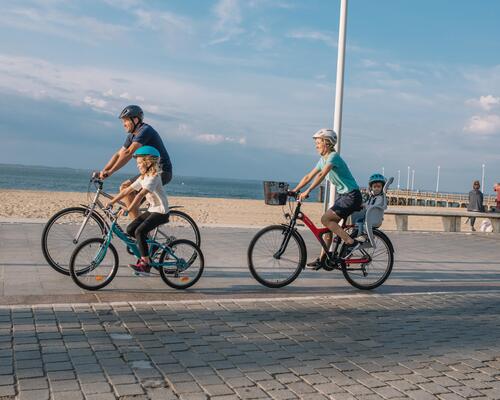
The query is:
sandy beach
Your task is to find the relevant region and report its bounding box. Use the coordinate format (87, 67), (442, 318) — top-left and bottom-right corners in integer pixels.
(0, 189), (490, 232)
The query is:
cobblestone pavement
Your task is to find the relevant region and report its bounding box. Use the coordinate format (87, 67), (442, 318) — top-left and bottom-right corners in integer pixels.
(1, 292), (500, 400)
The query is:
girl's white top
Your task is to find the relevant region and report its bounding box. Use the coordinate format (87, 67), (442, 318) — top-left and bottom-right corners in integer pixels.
(131, 175), (169, 214)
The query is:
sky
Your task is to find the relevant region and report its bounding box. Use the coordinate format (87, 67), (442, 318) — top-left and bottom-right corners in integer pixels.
(1, 0), (500, 193)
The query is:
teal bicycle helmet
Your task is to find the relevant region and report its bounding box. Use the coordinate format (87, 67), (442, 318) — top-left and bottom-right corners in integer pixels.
(368, 173), (386, 186)
(133, 146), (160, 158)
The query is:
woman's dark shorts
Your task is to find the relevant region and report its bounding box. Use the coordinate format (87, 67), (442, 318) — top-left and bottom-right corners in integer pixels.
(129, 170), (172, 186)
(331, 189), (363, 219)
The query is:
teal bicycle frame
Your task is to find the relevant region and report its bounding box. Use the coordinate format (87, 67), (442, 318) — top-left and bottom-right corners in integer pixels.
(97, 213), (190, 273)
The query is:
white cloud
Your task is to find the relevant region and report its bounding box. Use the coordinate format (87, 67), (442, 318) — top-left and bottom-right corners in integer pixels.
(195, 133), (246, 145)
(134, 8), (194, 35)
(464, 115), (500, 135)
(466, 95), (500, 111)
(83, 96), (107, 108)
(287, 29), (336, 47)
(361, 59), (378, 68)
(0, 6), (129, 45)
(247, 0), (296, 9)
(210, 0), (244, 45)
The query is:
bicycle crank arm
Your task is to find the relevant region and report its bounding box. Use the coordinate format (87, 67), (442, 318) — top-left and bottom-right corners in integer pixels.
(344, 257), (371, 264)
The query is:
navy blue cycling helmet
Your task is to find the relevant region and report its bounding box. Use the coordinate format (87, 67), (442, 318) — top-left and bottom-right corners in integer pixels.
(119, 105), (144, 121)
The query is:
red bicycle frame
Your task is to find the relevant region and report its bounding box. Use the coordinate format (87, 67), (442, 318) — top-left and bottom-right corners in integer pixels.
(295, 204), (370, 265)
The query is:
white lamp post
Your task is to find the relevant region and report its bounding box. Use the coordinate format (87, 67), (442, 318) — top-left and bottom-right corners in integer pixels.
(407, 166), (410, 191)
(436, 165), (440, 193)
(326, 0), (348, 210)
(481, 163), (485, 190)
(411, 169), (415, 191)
(397, 170), (401, 190)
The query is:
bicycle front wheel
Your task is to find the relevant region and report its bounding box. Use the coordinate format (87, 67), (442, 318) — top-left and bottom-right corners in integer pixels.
(41, 207), (106, 275)
(159, 239), (204, 290)
(154, 210), (201, 248)
(342, 229), (394, 290)
(247, 225), (306, 288)
(69, 238), (119, 291)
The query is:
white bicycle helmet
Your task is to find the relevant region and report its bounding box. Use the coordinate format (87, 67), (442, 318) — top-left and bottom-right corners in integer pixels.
(312, 128), (337, 146)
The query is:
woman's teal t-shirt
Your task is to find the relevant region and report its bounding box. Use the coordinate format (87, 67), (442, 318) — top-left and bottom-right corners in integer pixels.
(316, 152), (359, 194)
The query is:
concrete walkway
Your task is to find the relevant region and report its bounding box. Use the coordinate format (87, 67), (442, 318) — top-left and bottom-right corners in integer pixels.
(1, 223), (500, 304)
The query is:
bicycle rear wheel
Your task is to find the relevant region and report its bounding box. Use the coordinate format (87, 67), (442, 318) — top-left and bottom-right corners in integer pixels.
(153, 210), (201, 247)
(41, 207), (106, 275)
(69, 238), (119, 291)
(247, 225), (306, 288)
(159, 239), (204, 290)
(342, 229), (394, 290)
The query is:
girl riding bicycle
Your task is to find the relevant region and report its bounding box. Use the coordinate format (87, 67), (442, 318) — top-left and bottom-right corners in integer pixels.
(292, 129), (362, 269)
(108, 145), (169, 276)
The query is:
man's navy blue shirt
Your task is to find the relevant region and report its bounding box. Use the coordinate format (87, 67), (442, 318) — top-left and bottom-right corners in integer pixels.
(123, 124), (172, 173)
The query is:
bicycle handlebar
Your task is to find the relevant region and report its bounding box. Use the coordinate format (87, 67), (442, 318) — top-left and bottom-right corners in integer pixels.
(104, 205), (128, 219)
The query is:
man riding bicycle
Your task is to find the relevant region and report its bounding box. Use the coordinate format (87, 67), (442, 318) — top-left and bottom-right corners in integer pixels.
(99, 105), (173, 219)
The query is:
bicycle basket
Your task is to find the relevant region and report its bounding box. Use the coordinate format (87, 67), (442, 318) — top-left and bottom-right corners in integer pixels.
(263, 181), (289, 205)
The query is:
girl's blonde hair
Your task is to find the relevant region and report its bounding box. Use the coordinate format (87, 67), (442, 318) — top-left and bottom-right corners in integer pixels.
(138, 156), (160, 178)
(322, 138), (336, 152)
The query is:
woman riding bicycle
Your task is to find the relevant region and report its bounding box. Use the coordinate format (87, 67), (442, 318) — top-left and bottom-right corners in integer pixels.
(292, 129), (362, 270)
(108, 146), (169, 276)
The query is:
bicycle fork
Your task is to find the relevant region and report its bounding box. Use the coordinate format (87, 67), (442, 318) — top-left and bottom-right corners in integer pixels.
(74, 205), (97, 244)
(273, 224), (295, 259)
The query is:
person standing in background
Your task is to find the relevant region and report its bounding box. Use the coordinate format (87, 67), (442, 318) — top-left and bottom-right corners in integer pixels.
(494, 183), (500, 212)
(467, 180), (484, 231)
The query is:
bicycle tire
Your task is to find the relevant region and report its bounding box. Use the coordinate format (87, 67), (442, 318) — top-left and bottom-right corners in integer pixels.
(154, 210), (201, 248)
(69, 238), (119, 291)
(41, 207), (106, 275)
(247, 225), (306, 288)
(342, 229), (394, 290)
(159, 239), (204, 290)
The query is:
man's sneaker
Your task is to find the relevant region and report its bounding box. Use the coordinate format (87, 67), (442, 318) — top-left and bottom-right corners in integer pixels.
(128, 260), (151, 276)
(306, 258), (325, 270)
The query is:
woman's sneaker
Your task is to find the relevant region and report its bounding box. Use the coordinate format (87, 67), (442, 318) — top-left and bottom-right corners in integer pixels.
(128, 260), (151, 276)
(306, 257), (325, 270)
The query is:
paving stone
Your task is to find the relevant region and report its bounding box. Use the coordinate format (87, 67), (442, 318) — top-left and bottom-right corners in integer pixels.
(373, 385), (405, 399)
(114, 383), (145, 397)
(18, 377), (48, 391)
(406, 389), (440, 400)
(52, 391), (84, 400)
(81, 381), (112, 394)
(448, 385), (482, 398)
(235, 386), (268, 399)
(18, 389), (50, 400)
(84, 394), (117, 400)
(0, 385), (16, 397)
(267, 388), (298, 400)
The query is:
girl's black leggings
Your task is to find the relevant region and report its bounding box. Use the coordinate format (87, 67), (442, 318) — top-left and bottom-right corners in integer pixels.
(126, 212), (169, 257)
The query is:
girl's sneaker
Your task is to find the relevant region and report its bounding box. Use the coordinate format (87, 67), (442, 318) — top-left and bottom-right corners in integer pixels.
(128, 260), (151, 276)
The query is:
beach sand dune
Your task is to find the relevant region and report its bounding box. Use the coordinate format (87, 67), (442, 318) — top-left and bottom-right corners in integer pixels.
(0, 189), (488, 232)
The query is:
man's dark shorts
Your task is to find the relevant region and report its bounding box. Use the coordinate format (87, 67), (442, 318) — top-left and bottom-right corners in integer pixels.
(129, 170), (172, 186)
(331, 189), (363, 220)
